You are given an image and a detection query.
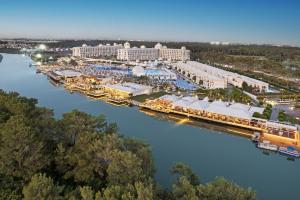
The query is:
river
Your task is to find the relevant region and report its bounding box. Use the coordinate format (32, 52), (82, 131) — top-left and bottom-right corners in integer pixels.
(0, 54), (299, 200)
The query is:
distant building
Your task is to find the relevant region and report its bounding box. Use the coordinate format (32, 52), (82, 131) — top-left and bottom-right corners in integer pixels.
(155, 43), (190, 61)
(72, 43), (123, 58)
(117, 43), (190, 61)
(117, 46), (159, 61)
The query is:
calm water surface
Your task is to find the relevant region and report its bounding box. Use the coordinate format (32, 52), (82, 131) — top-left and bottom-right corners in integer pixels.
(0, 54), (299, 200)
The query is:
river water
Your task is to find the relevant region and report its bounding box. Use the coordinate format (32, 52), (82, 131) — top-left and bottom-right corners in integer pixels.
(0, 54), (299, 200)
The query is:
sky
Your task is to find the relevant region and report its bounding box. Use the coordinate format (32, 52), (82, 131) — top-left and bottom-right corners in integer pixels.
(0, 0), (300, 45)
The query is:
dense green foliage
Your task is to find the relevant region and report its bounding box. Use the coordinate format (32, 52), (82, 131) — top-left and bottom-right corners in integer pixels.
(0, 90), (256, 199)
(0, 48), (20, 54)
(278, 110), (287, 122)
(252, 104), (272, 119)
(263, 104), (273, 120)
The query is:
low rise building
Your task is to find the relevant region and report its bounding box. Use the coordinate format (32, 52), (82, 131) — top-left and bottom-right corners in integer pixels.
(103, 82), (153, 97)
(173, 61), (269, 91)
(157, 95), (264, 120)
(132, 66), (177, 80)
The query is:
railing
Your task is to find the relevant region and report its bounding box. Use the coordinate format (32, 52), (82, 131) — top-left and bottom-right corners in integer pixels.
(141, 102), (299, 140)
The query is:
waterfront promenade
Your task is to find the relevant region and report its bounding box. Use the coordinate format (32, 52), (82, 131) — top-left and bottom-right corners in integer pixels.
(139, 96), (300, 149)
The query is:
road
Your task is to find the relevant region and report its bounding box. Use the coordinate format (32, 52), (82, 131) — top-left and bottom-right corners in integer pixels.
(270, 106), (279, 121)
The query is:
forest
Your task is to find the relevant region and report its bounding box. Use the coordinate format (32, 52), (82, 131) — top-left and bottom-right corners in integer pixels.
(0, 90), (256, 200)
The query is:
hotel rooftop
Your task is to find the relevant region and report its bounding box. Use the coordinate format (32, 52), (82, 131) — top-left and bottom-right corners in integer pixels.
(158, 95), (264, 120)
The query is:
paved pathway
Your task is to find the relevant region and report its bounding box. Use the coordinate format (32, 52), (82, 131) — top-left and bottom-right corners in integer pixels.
(270, 106), (279, 121)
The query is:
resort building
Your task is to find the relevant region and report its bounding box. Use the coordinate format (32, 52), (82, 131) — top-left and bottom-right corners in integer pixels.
(265, 121), (298, 139)
(117, 43), (190, 61)
(72, 42), (190, 61)
(103, 82), (153, 98)
(155, 43), (190, 61)
(132, 66), (177, 80)
(83, 65), (131, 78)
(156, 95), (264, 121)
(141, 95), (298, 141)
(72, 43), (123, 58)
(48, 69), (82, 82)
(173, 61), (269, 91)
(117, 46), (159, 61)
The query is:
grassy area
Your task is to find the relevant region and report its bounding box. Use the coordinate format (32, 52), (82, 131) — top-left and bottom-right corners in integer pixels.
(130, 91), (167, 103)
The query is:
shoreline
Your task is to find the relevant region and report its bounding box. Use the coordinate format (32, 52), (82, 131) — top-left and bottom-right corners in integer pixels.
(47, 74), (286, 145)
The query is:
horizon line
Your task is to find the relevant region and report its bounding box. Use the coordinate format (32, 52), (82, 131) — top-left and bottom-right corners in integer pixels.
(0, 36), (299, 48)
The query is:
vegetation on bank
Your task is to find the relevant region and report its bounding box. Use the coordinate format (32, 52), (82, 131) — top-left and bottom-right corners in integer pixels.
(0, 90), (256, 199)
(0, 48), (20, 54)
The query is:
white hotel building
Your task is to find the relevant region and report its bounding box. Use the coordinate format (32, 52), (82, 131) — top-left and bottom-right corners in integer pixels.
(72, 43), (123, 58)
(173, 61), (269, 91)
(117, 42), (190, 61)
(72, 42), (190, 61)
(155, 43), (190, 61)
(117, 43), (159, 61)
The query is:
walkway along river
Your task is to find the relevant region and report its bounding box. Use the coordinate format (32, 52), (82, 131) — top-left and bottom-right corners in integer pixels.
(1, 54), (300, 200)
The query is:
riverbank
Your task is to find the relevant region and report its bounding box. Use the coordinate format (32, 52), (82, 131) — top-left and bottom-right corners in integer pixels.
(0, 48), (20, 54)
(40, 60), (300, 153)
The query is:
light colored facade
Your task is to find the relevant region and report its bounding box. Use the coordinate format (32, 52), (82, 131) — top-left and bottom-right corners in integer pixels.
(72, 43), (123, 58)
(132, 66), (177, 80)
(155, 43), (190, 61)
(117, 43), (190, 61)
(103, 82), (153, 97)
(117, 46), (159, 61)
(173, 61), (269, 91)
(157, 95), (264, 120)
(173, 62), (226, 89)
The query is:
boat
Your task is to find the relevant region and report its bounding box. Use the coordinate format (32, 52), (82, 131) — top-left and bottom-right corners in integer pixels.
(47, 72), (61, 82)
(257, 140), (278, 151)
(278, 146), (300, 157)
